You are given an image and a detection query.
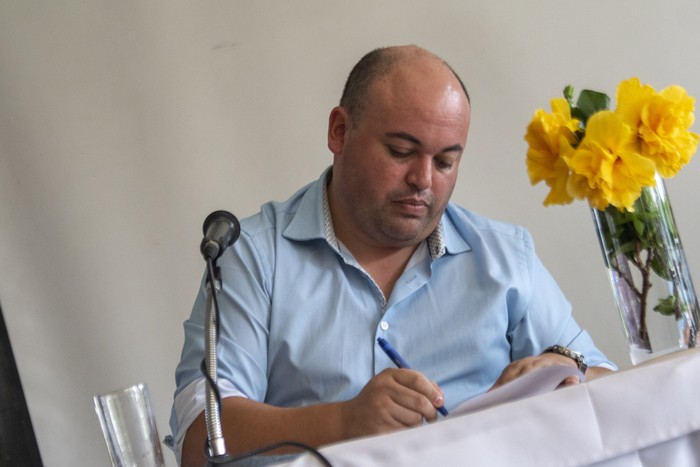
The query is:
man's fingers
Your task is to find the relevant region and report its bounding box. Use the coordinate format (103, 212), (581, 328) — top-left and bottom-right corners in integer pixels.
(380, 369), (440, 420)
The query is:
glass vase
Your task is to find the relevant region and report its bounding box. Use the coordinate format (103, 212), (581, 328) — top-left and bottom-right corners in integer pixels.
(591, 174), (700, 365)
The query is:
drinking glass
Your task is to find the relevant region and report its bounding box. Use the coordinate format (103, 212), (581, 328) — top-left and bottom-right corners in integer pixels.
(93, 383), (165, 467)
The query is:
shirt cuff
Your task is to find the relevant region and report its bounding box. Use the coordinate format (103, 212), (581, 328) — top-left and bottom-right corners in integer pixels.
(170, 377), (247, 465)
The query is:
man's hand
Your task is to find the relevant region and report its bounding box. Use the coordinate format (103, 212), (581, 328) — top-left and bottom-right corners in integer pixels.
(340, 368), (445, 439)
(489, 353), (614, 392)
(489, 352), (583, 391)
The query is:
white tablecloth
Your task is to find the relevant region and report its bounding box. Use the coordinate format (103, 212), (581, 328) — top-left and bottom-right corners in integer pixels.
(283, 349), (700, 467)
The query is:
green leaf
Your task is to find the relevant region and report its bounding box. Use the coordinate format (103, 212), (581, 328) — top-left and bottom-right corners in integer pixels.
(576, 90), (611, 123)
(570, 108), (587, 122)
(654, 295), (677, 316)
(563, 85), (575, 106)
(632, 217), (646, 236)
(650, 252), (674, 281)
(619, 241), (638, 255)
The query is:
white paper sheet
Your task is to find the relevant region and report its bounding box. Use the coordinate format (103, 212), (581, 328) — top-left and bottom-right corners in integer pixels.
(450, 364), (585, 416)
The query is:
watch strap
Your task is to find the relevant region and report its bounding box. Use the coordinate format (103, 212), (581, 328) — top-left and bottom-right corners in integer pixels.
(542, 344), (587, 373)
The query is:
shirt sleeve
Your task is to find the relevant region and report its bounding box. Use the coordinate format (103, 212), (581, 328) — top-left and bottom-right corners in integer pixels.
(507, 230), (617, 370)
(168, 378), (247, 464)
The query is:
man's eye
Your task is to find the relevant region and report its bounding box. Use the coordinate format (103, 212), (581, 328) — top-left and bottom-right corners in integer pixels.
(387, 146), (413, 157)
(436, 158), (455, 170)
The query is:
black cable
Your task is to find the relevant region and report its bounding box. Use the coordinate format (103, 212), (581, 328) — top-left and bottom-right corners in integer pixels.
(199, 360), (223, 408)
(201, 258), (224, 408)
(204, 440), (333, 466)
(205, 257), (221, 338)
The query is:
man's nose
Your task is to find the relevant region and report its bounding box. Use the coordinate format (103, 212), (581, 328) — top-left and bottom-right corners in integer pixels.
(406, 156), (432, 191)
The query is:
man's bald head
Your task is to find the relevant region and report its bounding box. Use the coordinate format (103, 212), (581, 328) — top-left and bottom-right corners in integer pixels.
(339, 45), (470, 126)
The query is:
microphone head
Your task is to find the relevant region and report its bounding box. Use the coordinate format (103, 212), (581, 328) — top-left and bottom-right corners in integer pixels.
(200, 210), (240, 260)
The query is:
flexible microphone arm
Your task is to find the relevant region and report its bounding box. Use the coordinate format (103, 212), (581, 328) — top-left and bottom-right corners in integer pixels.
(198, 211), (333, 466)
(199, 210), (240, 463)
(204, 256), (228, 459)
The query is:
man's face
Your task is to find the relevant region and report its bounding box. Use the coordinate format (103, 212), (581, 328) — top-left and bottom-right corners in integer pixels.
(328, 63), (471, 250)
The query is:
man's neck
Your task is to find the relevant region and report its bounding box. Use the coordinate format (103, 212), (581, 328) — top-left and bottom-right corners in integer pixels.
(344, 240), (421, 300)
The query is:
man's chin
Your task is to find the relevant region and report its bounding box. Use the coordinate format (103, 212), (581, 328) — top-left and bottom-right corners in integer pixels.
(381, 223), (434, 246)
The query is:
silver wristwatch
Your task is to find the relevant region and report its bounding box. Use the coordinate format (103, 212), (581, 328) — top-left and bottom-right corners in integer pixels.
(542, 345), (587, 373)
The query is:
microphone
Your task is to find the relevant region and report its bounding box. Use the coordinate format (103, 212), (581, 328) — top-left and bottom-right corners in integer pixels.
(200, 210), (240, 261)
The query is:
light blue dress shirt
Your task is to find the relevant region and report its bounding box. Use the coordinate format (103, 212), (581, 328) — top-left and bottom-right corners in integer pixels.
(170, 167), (613, 452)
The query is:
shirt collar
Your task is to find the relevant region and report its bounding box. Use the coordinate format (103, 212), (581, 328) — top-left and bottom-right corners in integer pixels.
(321, 169), (341, 253)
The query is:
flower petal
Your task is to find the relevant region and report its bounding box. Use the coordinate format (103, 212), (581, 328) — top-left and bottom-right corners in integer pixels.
(524, 98), (580, 205)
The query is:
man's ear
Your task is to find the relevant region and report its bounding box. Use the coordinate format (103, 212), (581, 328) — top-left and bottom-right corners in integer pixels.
(327, 106), (350, 155)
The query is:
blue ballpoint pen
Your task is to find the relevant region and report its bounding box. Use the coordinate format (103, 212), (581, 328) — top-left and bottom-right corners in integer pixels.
(377, 337), (449, 416)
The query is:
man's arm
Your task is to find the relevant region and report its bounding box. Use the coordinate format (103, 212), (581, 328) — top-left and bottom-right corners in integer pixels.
(181, 398), (345, 466)
(180, 368), (446, 467)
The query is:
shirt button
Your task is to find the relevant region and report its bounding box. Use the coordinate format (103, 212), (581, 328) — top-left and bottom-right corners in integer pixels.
(380, 321), (389, 331)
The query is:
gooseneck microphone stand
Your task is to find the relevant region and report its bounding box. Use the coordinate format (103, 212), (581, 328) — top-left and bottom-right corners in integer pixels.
(199, 211), (240, 465)
(198, 211), (332, 466)
(204, 257), (229, 461)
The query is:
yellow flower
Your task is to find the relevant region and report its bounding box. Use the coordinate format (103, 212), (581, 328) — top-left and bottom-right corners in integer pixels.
(614, 78), (656, 128)
(525, 79), (697, 210)
(564, 111), (656, 211)
(616, 78), (699, 178)
(525, 98), (579, 205)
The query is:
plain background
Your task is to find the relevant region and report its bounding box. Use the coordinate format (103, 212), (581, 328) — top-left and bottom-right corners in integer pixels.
(1, 2), (699, 465)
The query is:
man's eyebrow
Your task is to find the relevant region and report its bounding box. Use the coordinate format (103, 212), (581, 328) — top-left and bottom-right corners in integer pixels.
(386, 131), (422, 145)
(385, 132), (463, 153)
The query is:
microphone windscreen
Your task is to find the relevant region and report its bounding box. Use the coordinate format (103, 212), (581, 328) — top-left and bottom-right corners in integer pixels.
(201, 210), (240, 259)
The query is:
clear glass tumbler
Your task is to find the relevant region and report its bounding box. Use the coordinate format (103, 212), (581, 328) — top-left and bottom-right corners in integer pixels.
(93, 383), (166, 467)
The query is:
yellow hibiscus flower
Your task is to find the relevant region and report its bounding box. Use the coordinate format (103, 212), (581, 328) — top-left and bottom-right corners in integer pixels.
(614, 78), (656, 129)
(564, 111), (656, 211)
(616, 78), (700, 178)
(524, 97), (579, 205)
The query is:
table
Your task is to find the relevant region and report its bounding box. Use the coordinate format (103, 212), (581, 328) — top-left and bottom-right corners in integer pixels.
(283, 349), (700, 466)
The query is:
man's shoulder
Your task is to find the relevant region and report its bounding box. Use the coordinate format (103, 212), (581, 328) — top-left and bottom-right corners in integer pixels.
(442, 204), (538, 277)
(238, 174), (324, 240)
(444, 203), (531, 243)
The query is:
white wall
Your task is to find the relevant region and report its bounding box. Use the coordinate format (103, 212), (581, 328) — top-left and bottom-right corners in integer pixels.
(1, 1), (699, 465)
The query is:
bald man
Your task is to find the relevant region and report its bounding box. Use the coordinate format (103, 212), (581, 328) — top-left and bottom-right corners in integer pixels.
(170, 45), (614, 467)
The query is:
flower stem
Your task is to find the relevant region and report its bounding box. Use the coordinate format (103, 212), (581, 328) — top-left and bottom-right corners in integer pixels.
(633, 244), (655, 344)
(607, 243), (654, 347)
